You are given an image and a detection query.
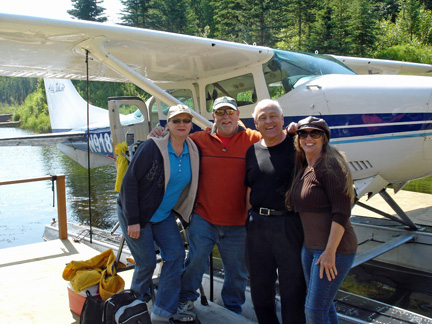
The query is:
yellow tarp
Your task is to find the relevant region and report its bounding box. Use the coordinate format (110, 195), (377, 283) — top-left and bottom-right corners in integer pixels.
(63, 249), (125, 300)
(115, 142), (129, 192)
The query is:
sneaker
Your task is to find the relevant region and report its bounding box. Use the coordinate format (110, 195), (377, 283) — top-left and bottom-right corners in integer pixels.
(178, 300), (194, 312)
(151, 310), (196, 323)
(171, 310), (196, 321)
(151, 312), (170, 323)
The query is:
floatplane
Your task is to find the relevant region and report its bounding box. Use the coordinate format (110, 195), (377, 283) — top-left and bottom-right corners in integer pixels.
(1, 12), (432, 323)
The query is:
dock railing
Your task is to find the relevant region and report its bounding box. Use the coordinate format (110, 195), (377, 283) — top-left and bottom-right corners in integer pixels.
(0, 175), (67, 239)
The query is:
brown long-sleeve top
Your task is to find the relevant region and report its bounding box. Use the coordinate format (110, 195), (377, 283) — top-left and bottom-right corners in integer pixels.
(290, 157), (357, 254)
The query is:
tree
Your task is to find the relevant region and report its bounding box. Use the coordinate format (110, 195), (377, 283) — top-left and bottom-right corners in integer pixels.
(120, 0), (199, 35)
(0, 77), (38, 105)
(190, 0), (216, 37)
(241, 0), (287, 47)
(330, 0), (352, 55)
(211, 0), (247, 42)
(68, 0), (108, 22)
(349, 0), (378, 56)
(417, 8), (432, 45)
(279, 0), (317, 51)
(398, 0), (421, 41)
(307, 3), (335, 53)
(120, 0), (156, 28)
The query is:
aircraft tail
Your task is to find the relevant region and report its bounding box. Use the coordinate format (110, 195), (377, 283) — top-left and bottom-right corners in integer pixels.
(44, 79), (108, 132)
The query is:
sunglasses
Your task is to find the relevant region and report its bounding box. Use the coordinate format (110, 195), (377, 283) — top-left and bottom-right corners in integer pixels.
(171, 118), (192, 124)
(214, 109), (236, 116)
(297, 129), (324, 139)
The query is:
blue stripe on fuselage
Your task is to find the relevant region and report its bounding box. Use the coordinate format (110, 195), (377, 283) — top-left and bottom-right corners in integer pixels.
(243, 112), (432, 143)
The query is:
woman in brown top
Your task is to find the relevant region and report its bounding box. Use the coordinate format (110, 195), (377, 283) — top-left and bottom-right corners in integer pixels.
(286, 116), (357, 324)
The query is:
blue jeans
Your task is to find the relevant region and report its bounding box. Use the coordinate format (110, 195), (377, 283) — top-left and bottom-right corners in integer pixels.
(117, 204), (185, 317)
(180, 213), (248, 314)
(302, 246), (355, 324)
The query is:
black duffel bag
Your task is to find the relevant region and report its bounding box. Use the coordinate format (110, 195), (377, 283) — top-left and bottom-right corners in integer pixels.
(104, 290), (150, 324)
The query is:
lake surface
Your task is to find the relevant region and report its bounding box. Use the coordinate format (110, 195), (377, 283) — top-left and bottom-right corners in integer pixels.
(0, 127), (119, 248)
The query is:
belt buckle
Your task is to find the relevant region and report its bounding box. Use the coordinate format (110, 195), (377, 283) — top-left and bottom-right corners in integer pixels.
(259, 208), (271, 216)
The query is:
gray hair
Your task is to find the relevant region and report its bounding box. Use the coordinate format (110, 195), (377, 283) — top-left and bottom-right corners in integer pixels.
(252, 99), (283, 120)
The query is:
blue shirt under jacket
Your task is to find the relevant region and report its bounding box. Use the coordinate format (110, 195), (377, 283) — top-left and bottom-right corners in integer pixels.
(150, 140), (191, 223)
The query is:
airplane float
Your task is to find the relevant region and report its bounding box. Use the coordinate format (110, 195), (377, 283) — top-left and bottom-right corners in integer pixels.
(1, 13), (432, 276)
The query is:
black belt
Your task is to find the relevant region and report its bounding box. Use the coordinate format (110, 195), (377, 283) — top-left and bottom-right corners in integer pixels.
(253, 207), (287, 216)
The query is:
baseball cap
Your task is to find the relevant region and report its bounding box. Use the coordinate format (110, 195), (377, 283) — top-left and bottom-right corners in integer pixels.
(167, 104), (194, 120)
(213, 96), (238, 111)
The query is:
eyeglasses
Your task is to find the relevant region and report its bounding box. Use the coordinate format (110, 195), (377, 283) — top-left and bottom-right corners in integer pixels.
(214, 109), (236, 116)
(297, 129), (324, 139)
(171, 118), (192, 124)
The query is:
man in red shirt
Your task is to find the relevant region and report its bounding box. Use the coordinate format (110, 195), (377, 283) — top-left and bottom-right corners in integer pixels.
(179, 96), (261, 314)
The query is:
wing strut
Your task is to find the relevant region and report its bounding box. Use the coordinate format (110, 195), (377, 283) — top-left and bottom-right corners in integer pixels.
(75, 36), (212, 130)
(356, 188), (418, 230)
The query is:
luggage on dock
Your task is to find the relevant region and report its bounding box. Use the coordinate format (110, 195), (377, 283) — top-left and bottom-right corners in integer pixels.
(104, 289), (151, 324)
(80, 290), (104, 324)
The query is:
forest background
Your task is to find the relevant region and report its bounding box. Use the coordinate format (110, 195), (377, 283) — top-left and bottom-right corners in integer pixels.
(1, 0), (432, 132)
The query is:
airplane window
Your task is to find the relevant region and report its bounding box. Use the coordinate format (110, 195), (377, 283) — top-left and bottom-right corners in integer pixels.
(149, 100), (159, 128)
(263, 49), (355, 99)
(160, 89), (195, 115)
(205, 74), (257, 112)
(118, 104), (145, 125)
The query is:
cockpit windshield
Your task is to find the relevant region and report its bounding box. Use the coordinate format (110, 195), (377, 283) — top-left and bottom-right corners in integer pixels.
(264, 50), (355, 99)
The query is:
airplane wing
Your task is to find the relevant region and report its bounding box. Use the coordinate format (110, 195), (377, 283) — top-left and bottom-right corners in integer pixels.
(0, 13), (273, 84)
(0, 131), (85, 146)
(331, 55), (432, 75)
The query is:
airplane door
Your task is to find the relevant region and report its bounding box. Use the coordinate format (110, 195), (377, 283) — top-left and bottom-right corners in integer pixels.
(108, 97), (151, 152)
(278, 79), (330, 118)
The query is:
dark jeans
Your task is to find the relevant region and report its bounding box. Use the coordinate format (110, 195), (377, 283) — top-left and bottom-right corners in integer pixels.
(246, 209), (306, 324)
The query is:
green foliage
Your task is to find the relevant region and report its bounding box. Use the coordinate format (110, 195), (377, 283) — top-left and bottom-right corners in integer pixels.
(14, 80), (51, 132)
(348, 0), (378, 57)
(0, 103), (17, 114)
(120, 0), (155, 28)
(72, 81), (150, 108)
(68, 0), (108, 22)
(120, 0), (199, 35)
(398, 0), (421, 41)
(0, 77), (38, 105)
(403, 175), (432, 194)
(376, 44), (432, 64)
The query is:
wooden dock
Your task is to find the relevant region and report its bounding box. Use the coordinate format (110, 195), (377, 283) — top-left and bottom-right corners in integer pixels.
(0, 238), (256, 323)
(0, 113), (20, 127)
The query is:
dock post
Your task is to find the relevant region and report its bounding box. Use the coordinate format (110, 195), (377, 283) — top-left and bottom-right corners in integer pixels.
(56, 175), (68, 239)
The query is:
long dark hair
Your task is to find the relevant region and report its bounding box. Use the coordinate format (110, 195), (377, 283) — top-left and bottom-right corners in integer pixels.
(285, 133), (355, 210)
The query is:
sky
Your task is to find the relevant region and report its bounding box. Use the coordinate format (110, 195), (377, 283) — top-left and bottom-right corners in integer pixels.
(2, 0), (125, 24)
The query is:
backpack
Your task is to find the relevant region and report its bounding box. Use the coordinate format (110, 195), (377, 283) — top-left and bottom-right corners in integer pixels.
(103, 290), (151, 324)
(80, 290), (105, 324)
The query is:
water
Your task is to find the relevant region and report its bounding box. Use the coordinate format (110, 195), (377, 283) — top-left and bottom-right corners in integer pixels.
(0, 127), (119, 249)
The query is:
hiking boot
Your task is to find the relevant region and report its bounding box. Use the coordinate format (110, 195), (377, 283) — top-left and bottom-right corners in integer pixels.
(178, 300), (194, 312)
